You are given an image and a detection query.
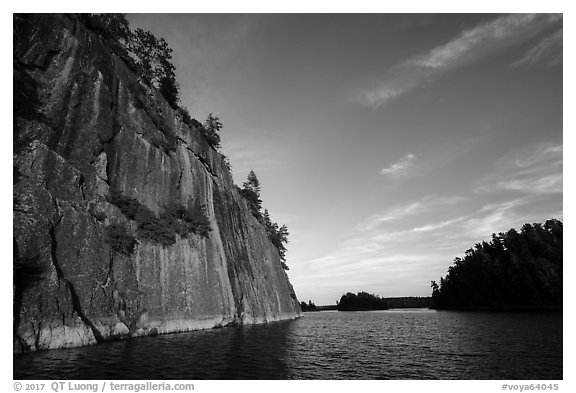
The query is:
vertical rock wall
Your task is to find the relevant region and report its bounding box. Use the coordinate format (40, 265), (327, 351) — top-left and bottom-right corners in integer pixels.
(13, 14), (301, 352)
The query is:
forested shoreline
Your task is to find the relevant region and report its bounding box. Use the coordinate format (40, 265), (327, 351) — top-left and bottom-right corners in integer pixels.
(431, 219), (562, 311)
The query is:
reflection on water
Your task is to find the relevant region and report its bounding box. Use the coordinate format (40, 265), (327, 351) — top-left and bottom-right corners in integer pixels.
(14, 310), (562, 380)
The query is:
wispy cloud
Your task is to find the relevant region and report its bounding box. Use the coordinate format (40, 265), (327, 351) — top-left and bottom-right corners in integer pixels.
(379, 137), (480, 181)
(358, 195), (466, 231)
(380, 153), (416, 178)
(356, 13), (562, 107)
(358, 201), (423, 230)
(412, 216), (467, 233)
(474, 142), (563, 195)
(512, 28), (563, 68)
(409, 14), (559, 69)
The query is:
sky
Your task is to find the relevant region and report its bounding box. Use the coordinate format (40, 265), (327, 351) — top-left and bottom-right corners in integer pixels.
(127, 13), (563, 305)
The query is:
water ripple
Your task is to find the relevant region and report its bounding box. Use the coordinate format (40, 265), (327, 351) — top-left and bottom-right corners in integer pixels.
(14, 310), (562, 379)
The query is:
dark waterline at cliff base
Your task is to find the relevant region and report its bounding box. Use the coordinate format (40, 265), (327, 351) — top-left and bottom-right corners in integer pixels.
(14, 310), (562, 380)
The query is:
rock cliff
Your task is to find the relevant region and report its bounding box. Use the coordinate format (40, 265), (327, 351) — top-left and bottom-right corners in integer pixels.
(13, 14), (301, 353)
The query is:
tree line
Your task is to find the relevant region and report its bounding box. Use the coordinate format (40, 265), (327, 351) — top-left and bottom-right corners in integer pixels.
(384, 297), (432, 309)
(431, 219), (562, 310)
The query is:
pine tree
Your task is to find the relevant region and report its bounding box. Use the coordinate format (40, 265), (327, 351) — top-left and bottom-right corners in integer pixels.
(241, 170), (262, 215)
(262, 209), (273, 236)
(244, 170), (261, 193)
(202, 113), (223, 148)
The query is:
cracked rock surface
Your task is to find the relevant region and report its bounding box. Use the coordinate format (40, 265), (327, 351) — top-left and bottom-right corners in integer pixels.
(13, 14), (301, 353)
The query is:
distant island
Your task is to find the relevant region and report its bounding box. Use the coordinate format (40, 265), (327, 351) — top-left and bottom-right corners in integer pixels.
(300, 296), (432, 312)
(337, 292), (389, 311)
(300, 301), (318, 312)
(431, 219), (562, 311)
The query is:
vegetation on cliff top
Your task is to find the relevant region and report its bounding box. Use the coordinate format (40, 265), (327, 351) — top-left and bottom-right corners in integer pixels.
(431, 219), (562, 310)
(85, 13), (223, 150)
(129, 28), (179, 108)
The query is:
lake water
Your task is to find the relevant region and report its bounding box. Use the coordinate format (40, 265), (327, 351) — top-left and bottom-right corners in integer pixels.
(13, 309), (562, 379)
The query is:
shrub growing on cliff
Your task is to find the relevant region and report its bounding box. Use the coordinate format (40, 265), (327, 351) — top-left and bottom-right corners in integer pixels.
(105, 222), (138, 255)
(136, 212), (177, 246)
(183, 201), (212, 238)
(105, 188), (142, 220)
(161, 200), (212, 239)
(106, 188), (212, 247)
(106, 188), (174, 246)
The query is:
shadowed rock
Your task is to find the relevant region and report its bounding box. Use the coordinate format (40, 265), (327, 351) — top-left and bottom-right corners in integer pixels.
(13, 14), (301, 353)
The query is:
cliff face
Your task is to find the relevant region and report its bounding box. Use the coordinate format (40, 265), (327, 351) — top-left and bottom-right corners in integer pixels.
(13, 14), (301, 353)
